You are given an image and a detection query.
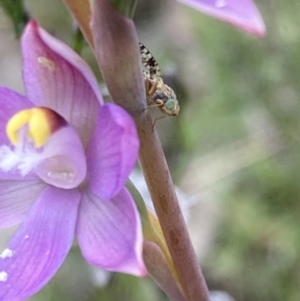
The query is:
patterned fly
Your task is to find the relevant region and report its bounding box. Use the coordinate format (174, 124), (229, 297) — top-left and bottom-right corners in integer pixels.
(139, 42), (180, 117)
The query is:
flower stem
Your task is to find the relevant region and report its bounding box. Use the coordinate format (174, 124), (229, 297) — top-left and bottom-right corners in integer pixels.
(135, 112), (210, 301)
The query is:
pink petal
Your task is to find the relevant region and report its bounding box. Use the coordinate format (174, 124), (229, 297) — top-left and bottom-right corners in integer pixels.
(77, 188), (146, 277)
(0, 180), (46, 229)
(21, 20), (103, 146)
(86, 103), (139, 200)
(177, 0), (266, 36)
(0, 87), (33, 147)
(0, 186), (81, 301)
(35, 124), (86, 189)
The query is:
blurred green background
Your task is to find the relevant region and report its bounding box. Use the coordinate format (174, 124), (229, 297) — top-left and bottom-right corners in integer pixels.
(0, 0), (299, 300)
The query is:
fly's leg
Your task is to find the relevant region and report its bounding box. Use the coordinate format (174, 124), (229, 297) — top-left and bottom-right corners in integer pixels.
(144, 78), (165, 129)
(148, 99), (164, 108)
(142, 99), (164, 114)
(152, 114), (167, 131)
(145, 78), (158, 98)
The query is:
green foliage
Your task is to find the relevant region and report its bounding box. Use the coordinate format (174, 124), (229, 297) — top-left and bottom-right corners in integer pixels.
(182, 2), (300, 300)
(109, 0), (138, 18)
(72, 28), (86, 55)
(0, 0), (28, 37)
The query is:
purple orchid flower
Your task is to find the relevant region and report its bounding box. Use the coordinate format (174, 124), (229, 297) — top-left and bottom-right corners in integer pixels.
(177, 0), (266, 36)
(0, 20), (146, 301)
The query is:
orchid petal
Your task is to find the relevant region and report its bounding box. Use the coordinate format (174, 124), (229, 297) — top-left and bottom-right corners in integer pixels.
(87, 103), (139, 200)
(0, 87), (33, 146)
(21, 20), (102, 146)
(35, 124), (86, 189)
(0, 88), (38, 180)
(0, 186), (80, 301)
(77, 188), (146, 277)
(177, 0), (266, 36)
(0, 180), (45, 229)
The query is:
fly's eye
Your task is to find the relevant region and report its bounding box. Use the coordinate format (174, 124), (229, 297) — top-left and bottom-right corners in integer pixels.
(165, 99), (176, 111)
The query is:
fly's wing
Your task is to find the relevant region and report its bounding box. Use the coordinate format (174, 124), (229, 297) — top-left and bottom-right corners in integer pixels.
(139, 42), (161, 79)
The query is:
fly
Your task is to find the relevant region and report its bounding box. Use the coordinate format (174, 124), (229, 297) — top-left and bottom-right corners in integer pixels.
(139, 42), (180, 117)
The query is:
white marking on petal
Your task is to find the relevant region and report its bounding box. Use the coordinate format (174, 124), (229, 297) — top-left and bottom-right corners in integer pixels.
(0, 271), (8, 282)
(38, 56), (56, 71)
(25, 235), (29, 239)
(0, 249), (14, 259)
(0, 130), (45, 176)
